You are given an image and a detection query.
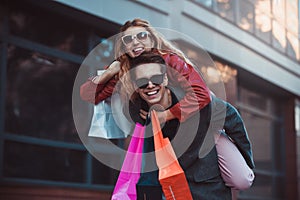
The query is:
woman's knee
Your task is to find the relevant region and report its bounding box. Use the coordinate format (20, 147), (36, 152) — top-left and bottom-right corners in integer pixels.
(227, 170), (255, 190)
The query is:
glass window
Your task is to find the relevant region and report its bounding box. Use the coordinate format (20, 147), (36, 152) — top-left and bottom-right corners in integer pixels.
(272, 20), (286, 52)
(238, 87), (284, 199)
(296, 100), (300, 199)
(272, 0), (285, 26)
(0, 6), (4, 33)
(287, 32), (299, 59)
(215, 0), (235, 22)
(1, 0), (123, 191)
(239, 87), (268, 111)
(255, 10), (272, 43)
(3, 141), (86, 182)
(254, 0), (272, 43)
(5, 47), (81, 143)
(286, 0), (299, 60)
(194, 0), (213, 8)
(296, 100), (300, 137)
(9, 6), (88, 55)
(92, 158), (118, 185)
(241, 110), (272, 170)
(237, 0), (254, 33)
(286, 0), (298, 35)
(240, 173), (284, 199)
(254, 0), (271, 16)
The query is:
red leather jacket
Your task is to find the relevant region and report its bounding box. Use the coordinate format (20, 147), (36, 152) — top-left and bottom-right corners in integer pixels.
(80, 53), (211, 122)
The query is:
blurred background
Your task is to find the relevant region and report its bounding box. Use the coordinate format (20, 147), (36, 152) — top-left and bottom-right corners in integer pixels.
(0, 0), (299, 199)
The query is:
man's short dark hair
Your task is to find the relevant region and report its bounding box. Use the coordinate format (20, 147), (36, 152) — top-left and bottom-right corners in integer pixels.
(129, 52), (166, 79)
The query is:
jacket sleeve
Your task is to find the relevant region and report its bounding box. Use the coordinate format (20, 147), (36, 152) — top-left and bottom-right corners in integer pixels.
(163, 53), (211, 122)
(80, 75), (117, 105)
(222, 99), (255, 169)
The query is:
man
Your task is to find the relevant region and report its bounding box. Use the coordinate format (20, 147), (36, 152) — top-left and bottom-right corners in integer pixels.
(127, 52), (236, 199)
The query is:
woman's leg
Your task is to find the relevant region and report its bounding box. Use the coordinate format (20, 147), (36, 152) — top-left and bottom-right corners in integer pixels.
(215, 133), (255, 190)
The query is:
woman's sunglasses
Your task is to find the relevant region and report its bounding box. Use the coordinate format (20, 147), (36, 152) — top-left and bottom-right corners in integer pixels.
(121, 31), (150, 45)
(135, 74), (165, 89)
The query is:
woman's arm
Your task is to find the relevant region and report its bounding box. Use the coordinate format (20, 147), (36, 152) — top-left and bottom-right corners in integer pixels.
(162, 53), (211, 122)
(90, 61), (120, 84)
(79, 61), (120, 104)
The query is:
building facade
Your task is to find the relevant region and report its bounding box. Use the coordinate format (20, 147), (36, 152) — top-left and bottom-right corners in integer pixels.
(0, 0), (299, 200)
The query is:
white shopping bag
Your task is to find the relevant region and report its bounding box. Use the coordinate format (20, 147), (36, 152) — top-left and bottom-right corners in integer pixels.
(88, 70), (132, 138)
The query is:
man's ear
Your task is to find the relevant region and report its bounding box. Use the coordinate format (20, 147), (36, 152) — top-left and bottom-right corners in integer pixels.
(163, 74), (168, 86)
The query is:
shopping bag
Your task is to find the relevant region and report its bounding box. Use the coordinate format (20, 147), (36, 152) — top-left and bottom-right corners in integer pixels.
(88, 70), (131, 138)
(151, 110), (193, 200)
(111, 123), (145, 200)
(136, 132), (163, 200)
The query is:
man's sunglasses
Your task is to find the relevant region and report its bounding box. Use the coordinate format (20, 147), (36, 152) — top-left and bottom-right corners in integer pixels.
(135, 74), (165, 89)
(121, 31), (150, 45)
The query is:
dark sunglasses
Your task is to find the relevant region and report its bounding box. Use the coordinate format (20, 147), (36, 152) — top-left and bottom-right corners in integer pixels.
(135, 74), (165, 89)
(121, 31), (150, 45)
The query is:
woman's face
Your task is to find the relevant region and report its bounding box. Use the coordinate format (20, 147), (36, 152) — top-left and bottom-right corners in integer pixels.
(122, 26), (154, 58)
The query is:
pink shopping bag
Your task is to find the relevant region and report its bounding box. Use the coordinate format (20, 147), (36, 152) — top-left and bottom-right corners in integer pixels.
(111, 123), (145, 200)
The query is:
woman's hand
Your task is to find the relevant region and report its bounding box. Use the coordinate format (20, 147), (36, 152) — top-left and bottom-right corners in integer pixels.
(139, 109), (175, 124)
(91, 61), (120, 84)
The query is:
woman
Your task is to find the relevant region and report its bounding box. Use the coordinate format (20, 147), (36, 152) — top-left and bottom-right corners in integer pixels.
(80, 18), (254, 191)
(80, 18), (211, 123)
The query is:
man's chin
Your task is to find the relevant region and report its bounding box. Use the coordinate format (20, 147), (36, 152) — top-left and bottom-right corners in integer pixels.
(146, 98), (160, 106)
(149, 104), (165, 112)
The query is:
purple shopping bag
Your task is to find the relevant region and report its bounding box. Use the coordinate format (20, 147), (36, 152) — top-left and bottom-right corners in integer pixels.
(111, 123), (145, 200)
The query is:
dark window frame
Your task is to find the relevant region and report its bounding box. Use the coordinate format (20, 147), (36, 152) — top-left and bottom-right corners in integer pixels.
(0, 1), (119, 191)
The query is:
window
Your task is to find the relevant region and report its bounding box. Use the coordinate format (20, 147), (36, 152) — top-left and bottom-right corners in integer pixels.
(0, 2), (120, 189)
(215, 0), (235, 22)
(192, 0), (300, 62)
(254, 0), (272, 43)
(4, 141), (86, 182)
(237, 0), (254, 33)
(237, 87), (284, 199)
(286, 0), (299, 59)
(296, 100), (300, 137)
(272, 20), (286, 52)
(5, 47), (80, 143)
(194, 0), (214, 8)
(296, 99), (300, 200)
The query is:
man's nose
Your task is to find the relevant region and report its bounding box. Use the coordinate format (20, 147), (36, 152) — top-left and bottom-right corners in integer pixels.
(147, 81), (155, 88)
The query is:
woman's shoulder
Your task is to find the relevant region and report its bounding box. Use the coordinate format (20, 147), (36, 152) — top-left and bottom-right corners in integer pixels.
(159, 52), (186, 67)
(160, 51), (178, 59)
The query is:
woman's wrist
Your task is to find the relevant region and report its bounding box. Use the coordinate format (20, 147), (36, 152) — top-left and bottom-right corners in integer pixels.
(91, 68), (117, 84)
(107, 67), (119, 76)
(164, 109), (176, 121)
(91, 75), (100, 84)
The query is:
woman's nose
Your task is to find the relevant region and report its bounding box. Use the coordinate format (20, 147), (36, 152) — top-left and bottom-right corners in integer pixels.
(132, 37), (140, 45)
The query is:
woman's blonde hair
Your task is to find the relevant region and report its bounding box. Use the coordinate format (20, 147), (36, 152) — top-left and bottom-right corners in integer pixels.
(114, 18), (194, 99)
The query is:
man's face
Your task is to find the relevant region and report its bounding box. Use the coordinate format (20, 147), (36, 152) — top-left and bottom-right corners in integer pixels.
(134, 63), (168, 106)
